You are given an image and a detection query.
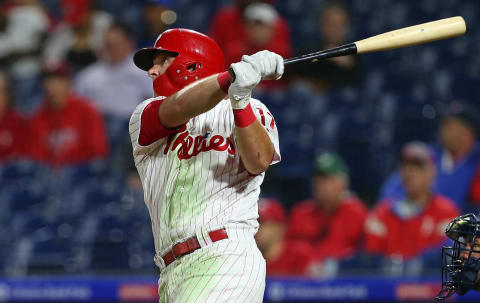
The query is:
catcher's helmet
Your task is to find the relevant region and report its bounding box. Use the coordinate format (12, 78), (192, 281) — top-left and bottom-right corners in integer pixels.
(436, 213), (480, 301)
(133, 28), (225, 97)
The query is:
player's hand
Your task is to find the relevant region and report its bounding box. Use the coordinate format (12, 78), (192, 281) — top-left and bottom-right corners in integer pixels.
(228, 61), (261, 109)
(241, 50), (284, 80)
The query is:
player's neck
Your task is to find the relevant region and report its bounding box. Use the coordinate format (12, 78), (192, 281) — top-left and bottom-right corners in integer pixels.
(317, 199), (340, 214)
(47, 95), (69, 110)
(407, 191), (430, 208)
(450, 138), (475, 160)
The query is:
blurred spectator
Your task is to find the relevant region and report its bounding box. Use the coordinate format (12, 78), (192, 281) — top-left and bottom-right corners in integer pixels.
(290, 1), (363, 93)
(137, 0), (176, 49)
(43, 0), (113, 74)
(365, 142), (459, 274)
(209, 0), (292, 67)
(73, 21), (151, 122)
(0, 71), (33, 161)
(380, 101), (480, 211)
(125, 141), (143, 192)
(255, 198), (314, 276)
(31, 62), (108, 167)
(73, 21), (151, 174)
(0, 0), (50, 111)
(470, 168), (480, 206)
(287, 152), (368, 275)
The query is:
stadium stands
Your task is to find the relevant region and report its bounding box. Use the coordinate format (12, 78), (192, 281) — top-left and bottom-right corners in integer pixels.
(1, 0), (480, 290)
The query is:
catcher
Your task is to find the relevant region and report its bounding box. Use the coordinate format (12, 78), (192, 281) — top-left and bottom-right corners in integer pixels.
(436, 213), (480, 301)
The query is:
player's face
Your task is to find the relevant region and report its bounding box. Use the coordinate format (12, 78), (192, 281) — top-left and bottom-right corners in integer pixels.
(148, 53), (176, 80)
(320, 6), (349, 45)
(460, 237), (480, 263)
(246, 20), (275, 47)
(43, 76), (70, 107)
(313, 174), (346, 208)
(400, 161), (434, 199)
(440, 118), (474, 154)
(104, 28), (133, 64)
(459, 237), (480, 289)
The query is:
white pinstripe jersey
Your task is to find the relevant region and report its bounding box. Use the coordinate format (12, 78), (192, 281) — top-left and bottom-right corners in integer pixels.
(129, 96), (280, 261)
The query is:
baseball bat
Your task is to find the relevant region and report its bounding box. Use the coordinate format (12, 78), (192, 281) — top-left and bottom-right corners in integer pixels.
(228, 16), (466, 80)
(284, 16), (466, 65)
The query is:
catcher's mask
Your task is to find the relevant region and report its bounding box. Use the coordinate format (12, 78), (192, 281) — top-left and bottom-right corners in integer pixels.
(436, 213), (480, 301)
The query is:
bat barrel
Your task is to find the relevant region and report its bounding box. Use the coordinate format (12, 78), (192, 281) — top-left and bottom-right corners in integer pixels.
(354, 16), (466, 54)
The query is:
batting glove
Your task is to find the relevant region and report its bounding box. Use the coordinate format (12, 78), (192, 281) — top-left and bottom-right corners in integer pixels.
(228, 61), (261, 109)
(241, 50), (284, 80)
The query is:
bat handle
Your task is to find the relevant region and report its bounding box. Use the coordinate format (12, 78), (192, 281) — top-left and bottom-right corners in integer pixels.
(283, 43), (357, 66)
(228, 67), (236, 83)
(228, 43), (357, 82)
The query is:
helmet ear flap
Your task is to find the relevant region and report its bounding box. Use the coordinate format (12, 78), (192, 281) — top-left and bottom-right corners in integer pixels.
(153, 73), (181, 97)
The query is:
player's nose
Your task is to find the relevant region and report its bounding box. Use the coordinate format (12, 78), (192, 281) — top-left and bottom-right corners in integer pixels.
(148, 65), (161, 79)
(460, 244), (471, 262)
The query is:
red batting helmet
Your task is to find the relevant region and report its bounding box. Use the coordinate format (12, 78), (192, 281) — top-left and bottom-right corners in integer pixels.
(133, 28), (225, 97)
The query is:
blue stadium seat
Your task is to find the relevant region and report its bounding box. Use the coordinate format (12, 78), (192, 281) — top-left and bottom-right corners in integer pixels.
(90, 225), (130, 271)
(0, 160), (50, 186)
(63, 179), (122, 217)
(4, 183), (50, 214)
(12, 213), (48, 237)
(0, 223), (15, 275)
(338, 254), (383, 276)
(25, 228), (74, 274)
(392, 95), (439, 150)
(86, 202), (154, 272)
(55, 160), (108, 189)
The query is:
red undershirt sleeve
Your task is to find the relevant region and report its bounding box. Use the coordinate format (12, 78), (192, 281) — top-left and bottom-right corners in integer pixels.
(138, 99), (186, 146)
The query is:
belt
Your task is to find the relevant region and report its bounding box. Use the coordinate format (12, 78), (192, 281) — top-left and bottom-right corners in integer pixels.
(162, 228), (228, 267)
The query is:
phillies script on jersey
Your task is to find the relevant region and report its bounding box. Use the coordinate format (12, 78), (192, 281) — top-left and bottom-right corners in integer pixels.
(163, 130), (236, 160)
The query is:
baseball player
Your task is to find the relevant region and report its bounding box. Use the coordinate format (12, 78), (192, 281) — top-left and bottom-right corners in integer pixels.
(436, 213), (480, 301)
(129, 28), (283, 302)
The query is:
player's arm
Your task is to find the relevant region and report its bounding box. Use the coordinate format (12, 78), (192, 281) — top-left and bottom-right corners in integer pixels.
(235, 120), (274, 174)
(158, 73), (229, 128)
(364, 206), (388, 255)
(228, 51), (284, 174)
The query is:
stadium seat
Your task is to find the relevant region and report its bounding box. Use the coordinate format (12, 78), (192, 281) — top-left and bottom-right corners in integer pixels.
(4, 183), (50, 214)
(25, 228), (74, 275)
(90, 228), (130, 271)
(0, 160), (50, 186)
(55, 160), (109, 189)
